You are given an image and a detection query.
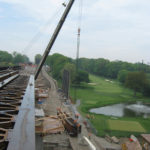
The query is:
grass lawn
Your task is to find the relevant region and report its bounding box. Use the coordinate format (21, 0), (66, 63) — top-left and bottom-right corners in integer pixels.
(108, 120), (146, 132)
(70, 74), (150, 137)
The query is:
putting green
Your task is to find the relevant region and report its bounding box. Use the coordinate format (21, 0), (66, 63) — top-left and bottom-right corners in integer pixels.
(108, 120), (146, 132)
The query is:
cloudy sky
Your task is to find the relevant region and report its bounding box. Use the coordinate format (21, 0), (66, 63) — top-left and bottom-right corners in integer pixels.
(0, 0), (150, 63)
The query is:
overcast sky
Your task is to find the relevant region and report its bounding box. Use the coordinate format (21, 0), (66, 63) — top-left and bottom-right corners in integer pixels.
(0, 0), (150, 63)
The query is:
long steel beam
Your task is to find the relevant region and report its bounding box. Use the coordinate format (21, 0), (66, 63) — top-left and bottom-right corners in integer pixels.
(7, 75), (35, 150)
(35, 0), (75, 80)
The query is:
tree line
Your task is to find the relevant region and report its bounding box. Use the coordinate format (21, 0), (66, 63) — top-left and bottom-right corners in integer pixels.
(0, 50), (30, 66)
(35, 53), (89, 84)
(35, 53), (150, 96)
(78, 58), (150, 96)
(78, 58), (150, 79)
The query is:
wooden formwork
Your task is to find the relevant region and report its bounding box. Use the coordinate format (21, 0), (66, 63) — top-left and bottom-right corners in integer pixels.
(57, 109), (81, 137)
(35, 116), (65, 135)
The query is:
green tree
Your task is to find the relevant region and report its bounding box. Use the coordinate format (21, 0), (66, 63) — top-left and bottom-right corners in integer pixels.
(78, 58), (150, 79)
(125, 71), (147, 96)
(44, 53), (89, 84)
(117, 70), (129, 84)
(94, 58), (109, 77)
(0, 50), (13, 63)
(23, 55), (29, 63)
(62, 63), (76, 83)
(13, 52), (30, 64)
(74, 70), (89, 84)
(35, 54), (42, 64)
(143, 83), (150, 96)
(45, 53), (72, 79)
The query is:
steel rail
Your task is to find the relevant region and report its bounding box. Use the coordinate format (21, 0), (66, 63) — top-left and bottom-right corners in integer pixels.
(7, 75), (35, 150)
(0, 70), (9, 75)
(0, 71), (18, 82)
(0, 74), (19, 89)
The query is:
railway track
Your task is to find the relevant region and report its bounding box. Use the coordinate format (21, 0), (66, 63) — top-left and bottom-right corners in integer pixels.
(0, 67), (35, 150)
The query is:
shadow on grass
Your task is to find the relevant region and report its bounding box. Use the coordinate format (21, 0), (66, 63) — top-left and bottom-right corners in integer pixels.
(71, 83), (94, 90)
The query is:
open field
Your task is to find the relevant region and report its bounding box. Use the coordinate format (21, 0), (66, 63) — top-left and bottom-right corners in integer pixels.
(70, 74), (150, 137)
(108, 120), (146, 132)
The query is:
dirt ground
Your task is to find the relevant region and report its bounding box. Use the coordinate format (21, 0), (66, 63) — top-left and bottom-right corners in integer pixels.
(35, 69), (122, 150)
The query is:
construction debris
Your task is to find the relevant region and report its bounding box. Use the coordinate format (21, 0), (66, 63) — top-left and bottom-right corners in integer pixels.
(112, 136), (119, 144)
(43, 133), (71, 150)
(36, 116), (64, 135)
(122, 135), (142, 150)
(122, 141), (142, 150)
(35, 88), (49, 99)
(130, 135), (138, 142)
(35, 108), (45, 117)
(141, 134), (150, 150)
(57, 108), (81, 137)
(83, 136), (96, 150)
(38, 93), (48, 99)
(105, 134), (113, 143)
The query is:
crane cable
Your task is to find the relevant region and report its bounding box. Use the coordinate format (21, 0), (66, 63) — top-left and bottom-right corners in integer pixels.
(76, 0), (83, 65)
(74, 0), (83, 101)
(21, 1), (68, 56)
